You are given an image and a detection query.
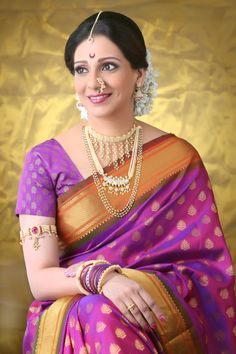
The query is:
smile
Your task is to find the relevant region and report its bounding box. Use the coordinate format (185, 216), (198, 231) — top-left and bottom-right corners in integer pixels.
(88, 94), (111, 104)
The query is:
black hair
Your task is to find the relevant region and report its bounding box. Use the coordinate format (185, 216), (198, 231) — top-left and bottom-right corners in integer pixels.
(64, 11), (148, 75)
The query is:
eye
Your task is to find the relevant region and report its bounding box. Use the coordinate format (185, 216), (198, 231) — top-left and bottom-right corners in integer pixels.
(74, 66), (88, 75)
(102, 62), (118, 71)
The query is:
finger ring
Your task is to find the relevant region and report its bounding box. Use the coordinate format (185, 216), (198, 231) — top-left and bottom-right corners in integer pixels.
(127, 303), (135, 311)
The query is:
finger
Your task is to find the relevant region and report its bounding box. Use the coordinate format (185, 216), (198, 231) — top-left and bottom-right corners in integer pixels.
(124, 300), (149, 330)
(139, 288), (165, 322)
(131, 296), (156, 328)
(64, 267), (76, 278)
(68, 271), (76, 277)
(117, 301), (140, 327)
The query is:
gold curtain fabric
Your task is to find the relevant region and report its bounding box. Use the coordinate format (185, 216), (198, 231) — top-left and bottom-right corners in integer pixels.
(0, 0), (235, 352)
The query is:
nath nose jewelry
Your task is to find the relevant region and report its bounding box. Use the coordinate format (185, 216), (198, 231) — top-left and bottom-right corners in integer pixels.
(97, 77), (106, 94)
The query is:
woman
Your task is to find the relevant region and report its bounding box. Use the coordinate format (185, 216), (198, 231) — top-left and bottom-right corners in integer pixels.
(16, 11), (236, 354)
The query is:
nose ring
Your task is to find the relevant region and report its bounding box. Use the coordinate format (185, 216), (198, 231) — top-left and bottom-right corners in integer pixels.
(97, 78), (106, 94)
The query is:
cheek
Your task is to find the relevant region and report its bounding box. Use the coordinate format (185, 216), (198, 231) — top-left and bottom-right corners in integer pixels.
(121, 81), (135, 99)
(74, 77), (84, 93)
(113, 75), (135, 95)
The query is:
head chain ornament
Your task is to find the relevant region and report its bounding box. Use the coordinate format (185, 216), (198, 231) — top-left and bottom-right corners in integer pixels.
(88, 11), (103, 43)
(75, 51), (158, 119)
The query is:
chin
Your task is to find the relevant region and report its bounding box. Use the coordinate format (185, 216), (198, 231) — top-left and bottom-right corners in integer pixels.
(88, 108), (117, 120)
(89, 105), (129, 120)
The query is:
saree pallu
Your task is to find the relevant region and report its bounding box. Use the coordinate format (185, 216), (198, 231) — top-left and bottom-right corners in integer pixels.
(23, 135), (236, 354)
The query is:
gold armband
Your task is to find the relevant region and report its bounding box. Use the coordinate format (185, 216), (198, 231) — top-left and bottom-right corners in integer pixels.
(19, 225), (58, 251)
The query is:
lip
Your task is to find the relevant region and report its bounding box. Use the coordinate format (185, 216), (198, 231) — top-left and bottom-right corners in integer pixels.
(88, 93), (111, 104)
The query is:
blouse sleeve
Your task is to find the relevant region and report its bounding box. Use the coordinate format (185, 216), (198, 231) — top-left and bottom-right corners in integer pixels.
(16, 147), (57, 217)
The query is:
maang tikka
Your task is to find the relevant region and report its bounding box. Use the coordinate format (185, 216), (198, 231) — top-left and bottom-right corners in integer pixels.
(87, 11), (103, 43)
(88, 12), (103, 57)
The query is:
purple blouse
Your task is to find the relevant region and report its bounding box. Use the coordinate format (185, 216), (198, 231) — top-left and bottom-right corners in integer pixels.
(16, 139), (84, 217)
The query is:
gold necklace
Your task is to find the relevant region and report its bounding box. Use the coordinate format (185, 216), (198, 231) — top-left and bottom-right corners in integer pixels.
(82, 125), (143, 218)
(87, 124), (136, 170)
(85, 125), (140, 195)
(87, 124), (136, 142)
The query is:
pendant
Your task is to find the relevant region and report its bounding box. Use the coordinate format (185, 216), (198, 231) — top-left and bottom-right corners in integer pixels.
(102, 174), (130, 195)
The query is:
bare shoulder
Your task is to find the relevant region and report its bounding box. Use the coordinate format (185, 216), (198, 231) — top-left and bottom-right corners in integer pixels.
(55, 123), (83, 147)
(135, 120), (169, 144)
(54, 122), (90, 178)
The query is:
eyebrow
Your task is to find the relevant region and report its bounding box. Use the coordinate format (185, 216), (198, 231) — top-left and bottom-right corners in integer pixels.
(74, 56), (121, 65)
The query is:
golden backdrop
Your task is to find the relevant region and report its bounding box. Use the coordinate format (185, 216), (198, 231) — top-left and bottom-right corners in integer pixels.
(0, 0), (235, 352)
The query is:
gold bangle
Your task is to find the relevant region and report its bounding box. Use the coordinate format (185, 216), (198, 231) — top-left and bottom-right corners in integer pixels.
(19, 225), (58, 251)
(97, 265), (122, 294)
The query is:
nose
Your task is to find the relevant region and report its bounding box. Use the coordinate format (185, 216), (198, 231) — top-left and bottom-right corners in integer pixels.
(87, 70), (100, 92)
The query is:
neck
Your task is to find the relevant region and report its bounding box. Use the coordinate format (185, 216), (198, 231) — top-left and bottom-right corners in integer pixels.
(85, 110), (137, 137)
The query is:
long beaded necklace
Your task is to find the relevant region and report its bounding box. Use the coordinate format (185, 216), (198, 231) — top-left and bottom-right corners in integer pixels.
(82, 125), (143, 218)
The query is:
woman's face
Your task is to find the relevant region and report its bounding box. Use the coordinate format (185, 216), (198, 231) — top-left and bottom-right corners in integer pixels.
(73, 35), (145, 120)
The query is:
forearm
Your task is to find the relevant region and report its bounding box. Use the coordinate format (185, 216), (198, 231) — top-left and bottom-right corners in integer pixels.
(27, 266), (81, 301)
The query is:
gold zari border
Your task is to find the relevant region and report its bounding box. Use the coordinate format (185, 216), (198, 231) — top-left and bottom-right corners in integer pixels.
(35, 295), (79, 354)
(57, 136), (199, 246)
(122, 268), (204, 354)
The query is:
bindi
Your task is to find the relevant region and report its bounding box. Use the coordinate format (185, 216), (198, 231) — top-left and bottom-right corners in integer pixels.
(89, 53), (95, 58)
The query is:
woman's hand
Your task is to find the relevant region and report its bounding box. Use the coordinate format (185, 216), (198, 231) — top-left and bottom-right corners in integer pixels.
(101, 272), (165, 331)
(64, 262), (83, 278)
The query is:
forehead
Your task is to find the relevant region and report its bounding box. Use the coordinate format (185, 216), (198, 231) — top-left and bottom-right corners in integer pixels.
(74, 35), (124, 61)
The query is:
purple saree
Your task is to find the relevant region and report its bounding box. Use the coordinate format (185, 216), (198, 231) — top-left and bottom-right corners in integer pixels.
(17, 135), (236, 353)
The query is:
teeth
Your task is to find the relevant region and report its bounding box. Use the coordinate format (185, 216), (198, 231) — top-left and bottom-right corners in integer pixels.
(89, 95), (109, 103)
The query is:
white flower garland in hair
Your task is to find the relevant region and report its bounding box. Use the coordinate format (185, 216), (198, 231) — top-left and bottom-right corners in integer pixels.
(75, 93), (88, 120)
(134, 50), (158, 116)
(75, 50), (158, 120)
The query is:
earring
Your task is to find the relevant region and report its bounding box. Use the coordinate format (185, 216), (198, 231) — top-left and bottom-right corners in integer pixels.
(133, 85), (149, 117)
(134, 86), (144, 101)
(133, 50), (158, 116)
(75, 93), (88, 120)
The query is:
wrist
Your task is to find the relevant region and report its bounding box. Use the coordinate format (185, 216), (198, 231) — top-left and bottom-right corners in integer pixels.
(102, 270), (121, 285)
(97, 264), (122, 294)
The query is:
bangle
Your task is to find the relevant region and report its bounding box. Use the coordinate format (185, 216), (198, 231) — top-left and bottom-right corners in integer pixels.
(75, 260), (110, 295)
(75, 264), (90, 295)
(97, 265), (122, 294)
(85, 264), (94, 293)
